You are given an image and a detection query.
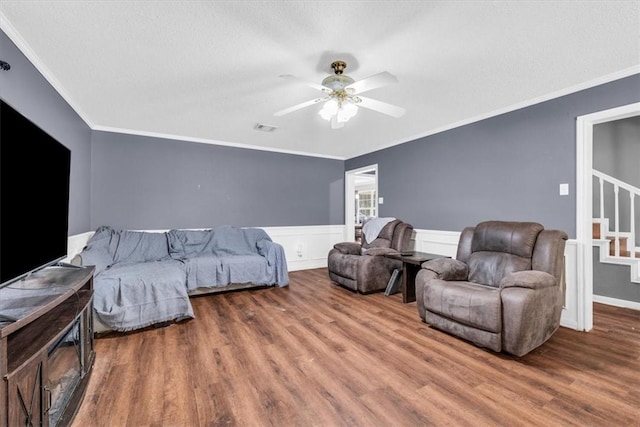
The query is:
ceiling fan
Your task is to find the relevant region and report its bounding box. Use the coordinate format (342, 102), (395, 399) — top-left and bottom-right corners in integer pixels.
(274, 60), (406, 129)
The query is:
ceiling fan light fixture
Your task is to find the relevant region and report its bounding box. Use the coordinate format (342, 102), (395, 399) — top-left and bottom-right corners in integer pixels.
(276, 59), (404, 128)
(318, 99), (358, 125)
(318, 99), (339, 120)
(337, 102), (358, 123)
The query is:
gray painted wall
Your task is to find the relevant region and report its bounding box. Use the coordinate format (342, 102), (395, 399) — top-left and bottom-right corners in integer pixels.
(593, 247), (640, 303)
(593, 117), (640, 240)
(594, 117), (640, 188)
(90, 131), (344, 230)
(0, 30), (92, 235)
(346, 74), (640, 238)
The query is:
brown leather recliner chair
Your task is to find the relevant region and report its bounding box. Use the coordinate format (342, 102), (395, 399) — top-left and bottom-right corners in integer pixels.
(328, 219), (413, 294)
(416, 220), (567, 357)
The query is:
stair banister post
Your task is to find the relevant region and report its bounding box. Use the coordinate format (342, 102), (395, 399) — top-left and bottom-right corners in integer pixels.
(630, 192), (636, 258)
(614, 184), (620, 257)
(599, 177), (605, 220)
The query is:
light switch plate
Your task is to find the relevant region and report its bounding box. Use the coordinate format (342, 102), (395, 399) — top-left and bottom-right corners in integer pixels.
(559, 183), (569, 196)
(378, 197), (384, 204)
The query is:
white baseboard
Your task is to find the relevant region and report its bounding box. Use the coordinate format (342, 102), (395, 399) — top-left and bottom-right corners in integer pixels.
(593, 295), (640, 311)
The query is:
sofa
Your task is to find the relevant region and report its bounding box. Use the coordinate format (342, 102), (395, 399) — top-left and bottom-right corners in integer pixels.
(74, 225), (289, 333)
(415, 220), (567, 357)
(327, 218), (413, 293)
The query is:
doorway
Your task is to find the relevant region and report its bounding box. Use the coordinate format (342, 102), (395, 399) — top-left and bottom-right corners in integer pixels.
(575, 102), (640, 331)
(345, 165), (378, 242)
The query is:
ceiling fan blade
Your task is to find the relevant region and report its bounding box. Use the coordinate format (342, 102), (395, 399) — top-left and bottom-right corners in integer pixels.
(279, 74), (331, 93)
(357, 96), (406, 118)
(346, 71), (398, 94)
(274, 97), (327, 116)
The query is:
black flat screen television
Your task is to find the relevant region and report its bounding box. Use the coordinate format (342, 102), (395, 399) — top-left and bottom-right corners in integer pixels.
(0, 99), (71, 286)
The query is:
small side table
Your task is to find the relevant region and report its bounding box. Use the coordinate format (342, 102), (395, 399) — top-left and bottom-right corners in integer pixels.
(384, 251), (449, 303)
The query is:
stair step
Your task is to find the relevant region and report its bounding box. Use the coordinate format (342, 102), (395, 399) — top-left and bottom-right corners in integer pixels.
(594, 221), (639, 258)
(605, 236), (630, 257)
(605, 249), (640, 258)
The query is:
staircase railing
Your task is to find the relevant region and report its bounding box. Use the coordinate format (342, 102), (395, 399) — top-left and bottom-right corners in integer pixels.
(593, 169), (638, 258)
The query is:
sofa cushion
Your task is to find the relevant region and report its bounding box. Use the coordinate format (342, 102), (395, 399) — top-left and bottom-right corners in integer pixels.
(219, 255), (269, 284)
(93, 259), (193, 332)
(362, 219), (401, 249)
(468, 252), (533, 288)
(181, 255), (223, 291)
(79, 225), (118, 274)
(471, 221), (543, 258)
(211, 225), (263, 256)
(423, 280), (502, 333)
(167, 229), (215, 257)
(467, 221), (543, 287)
(112, 230), (170, 264)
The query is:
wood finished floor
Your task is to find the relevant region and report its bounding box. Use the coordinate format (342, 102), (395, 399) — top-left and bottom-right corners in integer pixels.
(72, 268), (640, 427)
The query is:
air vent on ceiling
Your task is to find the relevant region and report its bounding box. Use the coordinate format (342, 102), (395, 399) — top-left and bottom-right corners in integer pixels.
(254, 123), (277, 132)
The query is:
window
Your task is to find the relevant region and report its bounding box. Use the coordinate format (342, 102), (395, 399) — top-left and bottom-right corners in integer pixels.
(356, 190), (377, 223)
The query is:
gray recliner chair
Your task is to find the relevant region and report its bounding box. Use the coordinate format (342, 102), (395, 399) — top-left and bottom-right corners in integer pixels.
(416, 220), (567, 357)
(328, 219), (413, 294)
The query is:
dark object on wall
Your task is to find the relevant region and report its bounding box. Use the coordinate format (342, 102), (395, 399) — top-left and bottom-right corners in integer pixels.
(0, 99), (71, 286)
(0, 60), (10, 71)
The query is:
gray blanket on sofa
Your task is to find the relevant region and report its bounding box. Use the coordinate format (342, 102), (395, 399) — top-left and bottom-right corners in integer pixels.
(167, 226), (289, 290)
(79, 225), (288, 332)
(92, 259), (194, 331)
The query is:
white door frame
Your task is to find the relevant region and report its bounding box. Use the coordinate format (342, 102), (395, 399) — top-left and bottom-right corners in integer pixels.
(575, 102), (640, 331)
(345, 164), (378, 242)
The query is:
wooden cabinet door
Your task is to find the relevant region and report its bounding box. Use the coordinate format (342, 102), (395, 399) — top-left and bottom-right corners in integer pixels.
(82, 301), (95, 374)
(6, 355), (45, 427)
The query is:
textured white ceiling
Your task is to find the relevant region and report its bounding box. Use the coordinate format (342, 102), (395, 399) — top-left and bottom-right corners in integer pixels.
(1, 1), (639, 159)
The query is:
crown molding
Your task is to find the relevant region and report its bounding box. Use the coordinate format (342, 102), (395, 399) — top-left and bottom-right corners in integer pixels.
(92, 125), (346, 160)
(347, 65), (640, 159)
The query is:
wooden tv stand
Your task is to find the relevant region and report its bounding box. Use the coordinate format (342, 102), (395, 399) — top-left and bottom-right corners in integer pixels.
(0, 266), (95, 427)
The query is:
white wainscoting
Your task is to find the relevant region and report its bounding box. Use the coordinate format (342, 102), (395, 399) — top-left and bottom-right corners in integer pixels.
(411, 228), (460, 257)
(66, 226), (583, 329)
(260, 225), (345, 271)
(562, 240), (579, 330)
(65, 231), (95, 262)
(66, 225), (345, 272)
